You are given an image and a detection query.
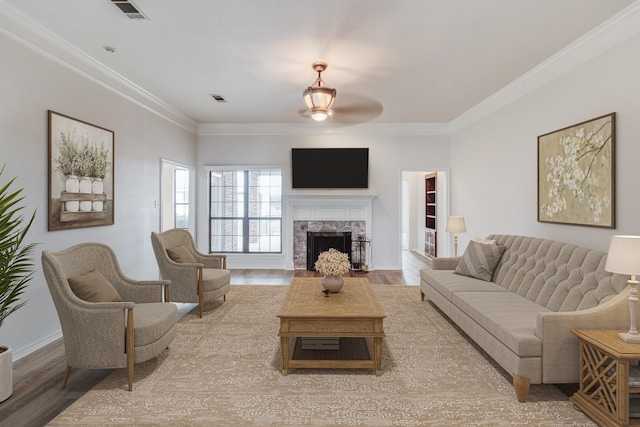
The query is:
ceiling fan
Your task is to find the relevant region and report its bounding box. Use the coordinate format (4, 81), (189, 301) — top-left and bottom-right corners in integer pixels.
(300, 62), (383, 124)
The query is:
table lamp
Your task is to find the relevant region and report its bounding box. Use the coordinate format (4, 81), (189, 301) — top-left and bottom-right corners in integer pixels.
(605, 235), (640, 343)
(446, 216), (466, 257)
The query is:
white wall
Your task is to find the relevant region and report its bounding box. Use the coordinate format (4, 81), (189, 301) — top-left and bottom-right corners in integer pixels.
(450, 32), (640, 252)
(0, 34), (197, 359)
(401, 171), (422, 254)
(196, 132), (450, 270)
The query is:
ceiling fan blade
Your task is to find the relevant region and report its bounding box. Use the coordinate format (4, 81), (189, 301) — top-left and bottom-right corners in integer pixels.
(329, 93), (383, 124)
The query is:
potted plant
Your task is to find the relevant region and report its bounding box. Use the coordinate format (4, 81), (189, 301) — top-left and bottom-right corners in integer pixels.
(314, 248), (352, 293)
(0, 166), (37, 403)
(56, 131), (80, 189)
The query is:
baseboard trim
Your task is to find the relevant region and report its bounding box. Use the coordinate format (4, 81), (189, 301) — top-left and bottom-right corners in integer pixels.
(13, 330), (62, 361)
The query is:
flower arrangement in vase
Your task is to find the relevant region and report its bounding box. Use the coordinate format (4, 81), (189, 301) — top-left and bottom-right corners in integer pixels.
(314, 248), (351, 292)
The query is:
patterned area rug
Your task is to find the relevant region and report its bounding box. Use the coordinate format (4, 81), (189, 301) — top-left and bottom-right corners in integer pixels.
(48, 285), (595, 426)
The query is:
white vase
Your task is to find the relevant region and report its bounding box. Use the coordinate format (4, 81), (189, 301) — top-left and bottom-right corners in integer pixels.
(92, 178), (104, 211)
(79, 201), (92, 212)
(92, 178), (103, 194)
(0, 346), (12, 403)
(79, 176), (92, 194)
(64, 175), (79, 193)
(65, 201), (79, 212)
(322, 275), (344, 293)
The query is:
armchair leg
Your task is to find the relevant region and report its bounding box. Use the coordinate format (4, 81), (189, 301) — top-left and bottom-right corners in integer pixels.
(126, 309), (135, 391)
(198, 268), (204, 318)
(62, 365), (72, 389)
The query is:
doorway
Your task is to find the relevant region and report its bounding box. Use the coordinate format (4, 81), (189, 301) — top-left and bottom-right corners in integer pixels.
(160, 159), (196, 233)
(400, 170), (449, 268)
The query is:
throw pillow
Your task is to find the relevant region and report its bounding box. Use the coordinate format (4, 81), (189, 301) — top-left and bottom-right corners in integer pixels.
(471, 237), (497, 245)
(67, 269), (123, 303)
(166, 245), (197, 263)
(454, 240), (506, 282)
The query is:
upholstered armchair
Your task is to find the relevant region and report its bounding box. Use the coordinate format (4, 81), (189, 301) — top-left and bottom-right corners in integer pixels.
(151, 229), (231, 318)
(42, 243), (177, 391)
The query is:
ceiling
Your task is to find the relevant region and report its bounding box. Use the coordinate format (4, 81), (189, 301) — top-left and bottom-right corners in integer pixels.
(3, 0), (636, 126)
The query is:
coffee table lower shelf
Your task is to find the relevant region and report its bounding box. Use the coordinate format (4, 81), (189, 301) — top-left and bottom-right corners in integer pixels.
(280, 335), (383, 375)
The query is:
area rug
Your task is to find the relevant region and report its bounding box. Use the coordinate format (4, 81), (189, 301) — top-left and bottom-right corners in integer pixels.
(48, 285), (595, 426)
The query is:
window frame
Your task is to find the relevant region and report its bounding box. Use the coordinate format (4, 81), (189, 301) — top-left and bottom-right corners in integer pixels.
(173, 168), (190, 229)
(207, 166), (283, 254)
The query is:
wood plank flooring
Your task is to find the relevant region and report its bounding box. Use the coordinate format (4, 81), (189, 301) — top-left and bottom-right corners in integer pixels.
(0, 252), (430, 427)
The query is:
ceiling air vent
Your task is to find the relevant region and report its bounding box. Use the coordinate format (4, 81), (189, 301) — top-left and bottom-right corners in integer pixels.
(111, 0), (148, 20)
(210, 94), (228, 103)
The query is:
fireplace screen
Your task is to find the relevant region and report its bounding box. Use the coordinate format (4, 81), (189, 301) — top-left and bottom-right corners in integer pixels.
(307, 232), (352, 271)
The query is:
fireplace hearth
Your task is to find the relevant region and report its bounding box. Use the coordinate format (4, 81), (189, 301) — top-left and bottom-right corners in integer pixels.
(307, 231), (352, 271)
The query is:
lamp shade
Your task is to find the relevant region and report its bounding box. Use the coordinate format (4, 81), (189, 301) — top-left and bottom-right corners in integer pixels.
(446, 216), (466, 233)
(605, 235), (640, 275)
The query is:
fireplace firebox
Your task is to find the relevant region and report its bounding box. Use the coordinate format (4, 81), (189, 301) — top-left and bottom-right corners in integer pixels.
(307, 232), (352, 271)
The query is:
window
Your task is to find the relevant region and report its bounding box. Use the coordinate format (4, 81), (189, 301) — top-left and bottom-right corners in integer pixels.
(174, 168), (189, 229)
(209, 169), (282, 253)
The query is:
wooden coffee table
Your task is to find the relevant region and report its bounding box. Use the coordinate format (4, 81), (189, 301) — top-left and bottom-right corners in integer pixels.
(277, 277), (386, 375)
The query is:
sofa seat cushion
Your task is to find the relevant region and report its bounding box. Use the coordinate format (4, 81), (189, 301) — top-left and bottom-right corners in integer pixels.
(421, 269), (508, 300)
(202, 268), (231, 292)
(452, 292), (550, 357)
(132, 302), (178, 347)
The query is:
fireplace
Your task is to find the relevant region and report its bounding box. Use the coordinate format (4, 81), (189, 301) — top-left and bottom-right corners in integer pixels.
(307, 231), (352, 271)
(287, 193), (375, 270)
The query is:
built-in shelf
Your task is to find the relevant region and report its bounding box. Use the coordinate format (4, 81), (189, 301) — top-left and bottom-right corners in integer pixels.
(425, 174), (437, 258)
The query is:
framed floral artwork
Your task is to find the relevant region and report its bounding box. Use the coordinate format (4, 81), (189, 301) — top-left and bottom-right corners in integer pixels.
(537, 113), (615, 228)
(48, 111), (114, 231)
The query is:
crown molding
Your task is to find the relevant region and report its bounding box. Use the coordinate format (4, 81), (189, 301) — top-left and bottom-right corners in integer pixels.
(197, 122), (451, 136)
(450, 1), (640, 132)
(0, 1), (198, 134)
(3, 0), (639, 137)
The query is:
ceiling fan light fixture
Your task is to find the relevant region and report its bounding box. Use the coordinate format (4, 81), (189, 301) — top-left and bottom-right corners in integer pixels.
(311, 109), (329, 121)
(302, 62), (336, 122)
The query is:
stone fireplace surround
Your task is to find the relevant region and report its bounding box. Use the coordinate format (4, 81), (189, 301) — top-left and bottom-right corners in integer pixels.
(287, 193), (375, 270)
(295, 224), (363, 269)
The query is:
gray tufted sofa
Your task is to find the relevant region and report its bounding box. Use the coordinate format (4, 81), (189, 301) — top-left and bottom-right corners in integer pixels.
(420, 234), (633, 402)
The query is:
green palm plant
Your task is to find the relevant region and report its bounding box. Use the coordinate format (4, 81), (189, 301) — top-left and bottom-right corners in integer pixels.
(0, 166), (37, 330)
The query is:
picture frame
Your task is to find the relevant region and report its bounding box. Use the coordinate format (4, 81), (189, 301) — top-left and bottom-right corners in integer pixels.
(537, 113), (615, 228)
(48, 110), (114, 231)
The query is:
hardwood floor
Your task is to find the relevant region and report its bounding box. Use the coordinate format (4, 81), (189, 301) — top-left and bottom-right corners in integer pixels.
(0, 251), (430, 427)
(230, 250), (430, 286)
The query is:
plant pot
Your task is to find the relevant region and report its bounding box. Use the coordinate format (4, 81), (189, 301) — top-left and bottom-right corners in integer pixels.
(0, 346), (12, 403)
(79, 176), (92, 194)
(64, 175), (79, 193)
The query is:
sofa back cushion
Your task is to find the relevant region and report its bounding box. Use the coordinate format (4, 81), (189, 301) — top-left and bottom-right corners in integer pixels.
(487, 235), (628, 312)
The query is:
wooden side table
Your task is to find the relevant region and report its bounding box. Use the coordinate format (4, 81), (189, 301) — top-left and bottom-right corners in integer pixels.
(571, 330), (640, 426)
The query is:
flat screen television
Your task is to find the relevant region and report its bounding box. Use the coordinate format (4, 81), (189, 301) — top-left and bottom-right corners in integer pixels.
(291, 148), (369, 189)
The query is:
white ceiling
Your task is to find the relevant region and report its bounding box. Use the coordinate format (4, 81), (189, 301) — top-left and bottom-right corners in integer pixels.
(3, 0), (637, 126)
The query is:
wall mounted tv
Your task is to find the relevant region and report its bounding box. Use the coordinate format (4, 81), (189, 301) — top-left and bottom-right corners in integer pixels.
(291, 148), (369, 189)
